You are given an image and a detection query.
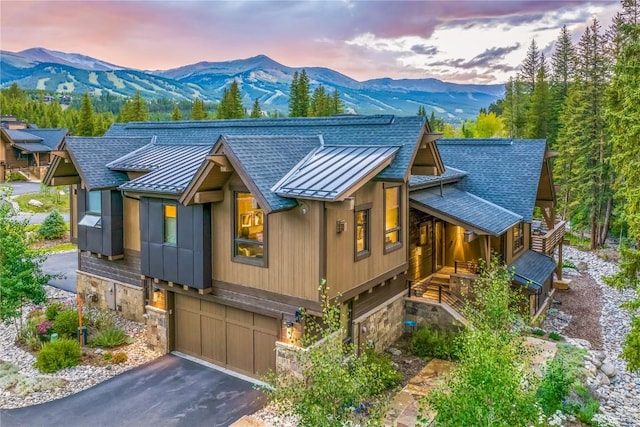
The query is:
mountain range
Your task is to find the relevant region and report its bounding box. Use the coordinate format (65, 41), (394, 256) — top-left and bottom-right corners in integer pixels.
(0, 47), (504, 121)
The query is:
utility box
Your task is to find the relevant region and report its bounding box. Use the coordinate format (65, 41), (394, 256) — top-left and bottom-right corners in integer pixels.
(77, 326), (88, 345)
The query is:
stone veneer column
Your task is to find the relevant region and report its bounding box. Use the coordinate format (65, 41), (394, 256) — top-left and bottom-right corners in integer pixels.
(145, 305), (170, 354)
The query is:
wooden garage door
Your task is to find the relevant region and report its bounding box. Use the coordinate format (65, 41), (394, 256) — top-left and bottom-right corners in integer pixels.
(175, 294), (278, 377)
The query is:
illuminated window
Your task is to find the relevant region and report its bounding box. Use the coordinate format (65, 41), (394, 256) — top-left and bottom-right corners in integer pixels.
(355, 206), (370, 260)
(164, 204), (177, 245)
(512, 222), (524, 254)
(384, 186), (401, 251)
(234, 192), (264, 264)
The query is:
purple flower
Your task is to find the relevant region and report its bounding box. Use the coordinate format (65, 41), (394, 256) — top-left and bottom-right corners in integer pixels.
(37, 320), (54, 335)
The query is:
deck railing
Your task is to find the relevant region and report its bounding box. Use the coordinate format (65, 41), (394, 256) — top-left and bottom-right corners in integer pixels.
(531, 220), (566, 255)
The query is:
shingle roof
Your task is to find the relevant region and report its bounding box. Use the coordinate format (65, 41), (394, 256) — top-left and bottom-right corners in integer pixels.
(510, 250), (557, 291)
(274, 145), (399, 201)
(409, 166), (467, 188)
(437, 138), (547, 221)
(104, 115), (425, 180)
(220, 135), (322, 211)
(65, 137), (152, 190)
(6, 129), (42, 142)
(116, 144), (212, 194)
(21, 128), (68, 149)
(410, 185), (522, 235)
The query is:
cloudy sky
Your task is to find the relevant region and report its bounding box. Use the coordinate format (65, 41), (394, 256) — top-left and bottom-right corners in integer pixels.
(1, 0), (620, 84)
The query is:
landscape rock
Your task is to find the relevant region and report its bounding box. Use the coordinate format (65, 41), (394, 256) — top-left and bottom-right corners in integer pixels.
(27, 199), (43, 207)
(387, 347), (402, 356)
(601, 363), (617, 378)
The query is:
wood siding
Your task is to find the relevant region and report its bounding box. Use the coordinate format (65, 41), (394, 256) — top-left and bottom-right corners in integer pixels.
(505, 222), (531, 265)
(211, 177), (321, 302)
(79, 249), (142, 287)
(123, 196), (140, 251)
(326, 181), (407, 297)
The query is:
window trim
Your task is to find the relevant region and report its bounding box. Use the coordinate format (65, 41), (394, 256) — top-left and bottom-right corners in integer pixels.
(232, 190), (267, 267)
(354, 203), (372, 261)
(512, 222), (524, 255)
(383, 184), (403, 254)
(163, 203), (177, 246)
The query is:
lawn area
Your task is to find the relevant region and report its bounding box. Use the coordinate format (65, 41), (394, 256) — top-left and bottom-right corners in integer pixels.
(14, 187), (70, 213)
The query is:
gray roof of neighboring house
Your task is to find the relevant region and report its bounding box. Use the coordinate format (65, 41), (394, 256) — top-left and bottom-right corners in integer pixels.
(510, 249), (557, 291)
(104, 115), (426, 182)
(409, 166), (467, 188)
(437, 138), (547, 221)
(274, 145), (399, 201)
(21, 128), (68, 149)
(6, 129), (42, 142)
(220, 135), (322, 211)
(116, 144), (213, 194)
(410, 185), (522, 236)
(13, 142), (52, 153)
(65, 137), (152, 190)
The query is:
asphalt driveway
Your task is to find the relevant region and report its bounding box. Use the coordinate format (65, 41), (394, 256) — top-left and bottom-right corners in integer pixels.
(0, 354), (265, 427)
(42, 250), (78, 293)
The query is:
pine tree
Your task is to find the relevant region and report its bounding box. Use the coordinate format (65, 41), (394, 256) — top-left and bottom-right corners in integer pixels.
(77, 93), (95, 136)
(525, 54), (551, 139)
(502, 77), (527, 138)
(250, 98), (263, 118)
(520, 39), (542, 93)
(171, 104), (182, 121)
(288, 71), (299, 117)
(191, 98), (206, 120)
(310, 85), (329, 117)
(289, 70), (311, 117)
(331, 89), (344, 115)
(117, 91), (149, 122)
(549, 25), (578, 147)
(417, 106), (427, 117)
(217, 80), (245, 119)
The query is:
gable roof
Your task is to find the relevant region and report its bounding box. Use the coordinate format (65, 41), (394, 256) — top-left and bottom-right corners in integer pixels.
(409, 166), (467, 189)
(437, 138), (547, 221)
(273, 145), (399, 201)
(5, 129), (42, 142)
(410, 185), (522, 236)
(64, 137), (152, 190)
(21, 128), (68, 149)
(510, 249), (557, 292)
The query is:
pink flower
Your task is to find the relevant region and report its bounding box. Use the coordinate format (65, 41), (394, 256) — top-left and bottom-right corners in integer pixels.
(37, 320), (54, 335)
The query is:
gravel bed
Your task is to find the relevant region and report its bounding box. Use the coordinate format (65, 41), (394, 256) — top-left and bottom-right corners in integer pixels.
(0, 286), (161, 409)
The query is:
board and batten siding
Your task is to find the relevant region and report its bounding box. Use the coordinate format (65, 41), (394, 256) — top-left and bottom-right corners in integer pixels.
(326, 181), (407, 297)
(505, 222), (531, 265)
(211, 179), (321, 302)
(123, 196), (140, 252)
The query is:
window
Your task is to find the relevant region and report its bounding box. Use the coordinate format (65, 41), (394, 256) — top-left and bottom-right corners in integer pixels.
(355, 206), (370, 260)
(164, 204), (177, 245)
(87, 191), (102, 214)
(384, 185), (401, 251)
(512, 222), (524, 254)
(234, 192), (264, 263)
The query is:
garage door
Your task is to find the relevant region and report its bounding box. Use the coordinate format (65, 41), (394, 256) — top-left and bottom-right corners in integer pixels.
(174, 293), (278, 377)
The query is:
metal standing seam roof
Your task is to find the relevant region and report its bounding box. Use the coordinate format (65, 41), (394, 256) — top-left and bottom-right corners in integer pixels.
(437, 138), (547, 221)
(510, 249), (557, 292)
(21, 128), (68, 149)
(13, 142), (53, 153)
(409, 166), (467, 188)
(273, 145), (399, 201)
(116, 144), (213, 194)
(219, 135), (323, 211)
(6, 129), (43, 142)
(410, 185), (522, 236)
(64, 137), (153, 190)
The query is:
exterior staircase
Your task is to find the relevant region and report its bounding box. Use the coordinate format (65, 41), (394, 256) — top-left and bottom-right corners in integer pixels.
(411, 278), (466, 315)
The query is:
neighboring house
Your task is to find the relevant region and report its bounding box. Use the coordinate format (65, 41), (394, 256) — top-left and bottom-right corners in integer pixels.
(0, 123), (68, 181)
(44, 116), (561, 378)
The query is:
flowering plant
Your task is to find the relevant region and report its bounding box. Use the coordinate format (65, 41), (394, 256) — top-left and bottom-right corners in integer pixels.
(37, 320), (54, 340)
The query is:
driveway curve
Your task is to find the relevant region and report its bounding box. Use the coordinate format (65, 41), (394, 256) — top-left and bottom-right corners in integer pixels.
(0, 355), (265, 427)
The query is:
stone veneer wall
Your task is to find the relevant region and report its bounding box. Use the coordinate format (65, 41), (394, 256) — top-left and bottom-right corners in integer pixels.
(77, 270), (145, 323)
(145, 305), (170, 354)
(353, 291), (405, 353)
(275, 341), (305, 377)
(404, 299), (465, 331)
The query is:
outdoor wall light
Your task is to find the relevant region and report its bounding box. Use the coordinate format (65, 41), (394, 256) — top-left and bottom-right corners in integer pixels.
(299, 201), (309, 215)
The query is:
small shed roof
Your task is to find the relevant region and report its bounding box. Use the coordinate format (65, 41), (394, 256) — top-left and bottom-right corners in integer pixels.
(6, 129), (42, 142)
(13, 142), (52, 153)
(510, 250), (557, 292)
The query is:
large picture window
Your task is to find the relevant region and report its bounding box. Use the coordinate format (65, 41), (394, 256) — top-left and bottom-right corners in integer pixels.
(355, 206), (370, 260)
(512, 222), (524, 254)
(384, 185), (401, 251)
(234, 192), (264, 264)
(164, 204), (177, 245)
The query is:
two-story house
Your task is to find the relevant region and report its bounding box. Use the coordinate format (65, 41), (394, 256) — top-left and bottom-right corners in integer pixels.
(44, 116), (561, 378)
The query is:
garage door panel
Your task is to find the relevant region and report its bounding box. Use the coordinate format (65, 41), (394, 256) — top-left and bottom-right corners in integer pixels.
(176, 308), (201, 355)
(254, 330), (277, 376)
(201, 300), (225, 318)
(201, 316), (225, 364)
(227, 306), (253, 324)
(176, 294), (200, 311)
(226, 323), (253, 374)
(254, 313), (278, 331)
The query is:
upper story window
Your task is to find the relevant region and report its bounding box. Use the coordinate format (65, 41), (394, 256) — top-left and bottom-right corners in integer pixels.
(512, 222), (524, 254)
(355, 205), (371, 260)
(384, 185), (402, 252)
(164, 204), (177, 245)
(78, 190), (102, 227)
(234, 192), (265, 265)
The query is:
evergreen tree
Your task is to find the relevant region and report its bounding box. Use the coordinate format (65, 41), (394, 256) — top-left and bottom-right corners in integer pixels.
(117, 91), (149, 122)
(428, 111), (445, 132)
(520, 39), (542, 93)
(288, 71), (299, 117)
(309, 85), (329, 116)
(331, 89), (344, 115)
(217, 80), (245, 119)
(417, 105), (427, 117)
(77, 93), (95, 136)
(289, 69), (311, 117)
(502, 77), (527, 138)
(525, 54), (551, 139)
(250, 98), (263, 118)
(191, 98), (206, 120)
(171, 104), (182, 121)
(549, 25), (578, 147)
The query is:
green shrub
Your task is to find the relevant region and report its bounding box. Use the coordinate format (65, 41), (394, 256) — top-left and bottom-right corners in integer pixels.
(111, 352), (128, 364)
(34, 339), (81, 373)
(8, 172), (27, 181)
(102, 352), (113, 362)
(53, 309), (79, 339)
(565, 383), (601, 425)
(89, 328), (131, 348)
(562, 259), (576, 269)
(82, 309), (115, 331)
(45, 301), (67, 321)
(532, 328), (545, 336)
(410, 327), (460, 360)
(536, 357), (573, 414)
(38, 210), (67, 240)
(17, 317), (44, 351)
(358, 349), (402, 395)
(548, 331), (562, 341)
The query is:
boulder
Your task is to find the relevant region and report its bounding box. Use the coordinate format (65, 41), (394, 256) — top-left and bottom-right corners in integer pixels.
(596, 371), (611, 386)
(28, 199), (43, 207)
(601, 362), (617, 378)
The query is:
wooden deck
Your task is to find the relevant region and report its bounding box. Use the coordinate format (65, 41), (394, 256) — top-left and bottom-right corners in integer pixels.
(531, 220), (566, 255)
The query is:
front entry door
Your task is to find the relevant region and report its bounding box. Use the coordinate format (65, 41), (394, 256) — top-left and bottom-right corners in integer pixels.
(435, 220), (445, 271)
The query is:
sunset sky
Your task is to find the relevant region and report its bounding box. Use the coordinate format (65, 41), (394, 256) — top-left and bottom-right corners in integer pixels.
(0, 0), (620, 84)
